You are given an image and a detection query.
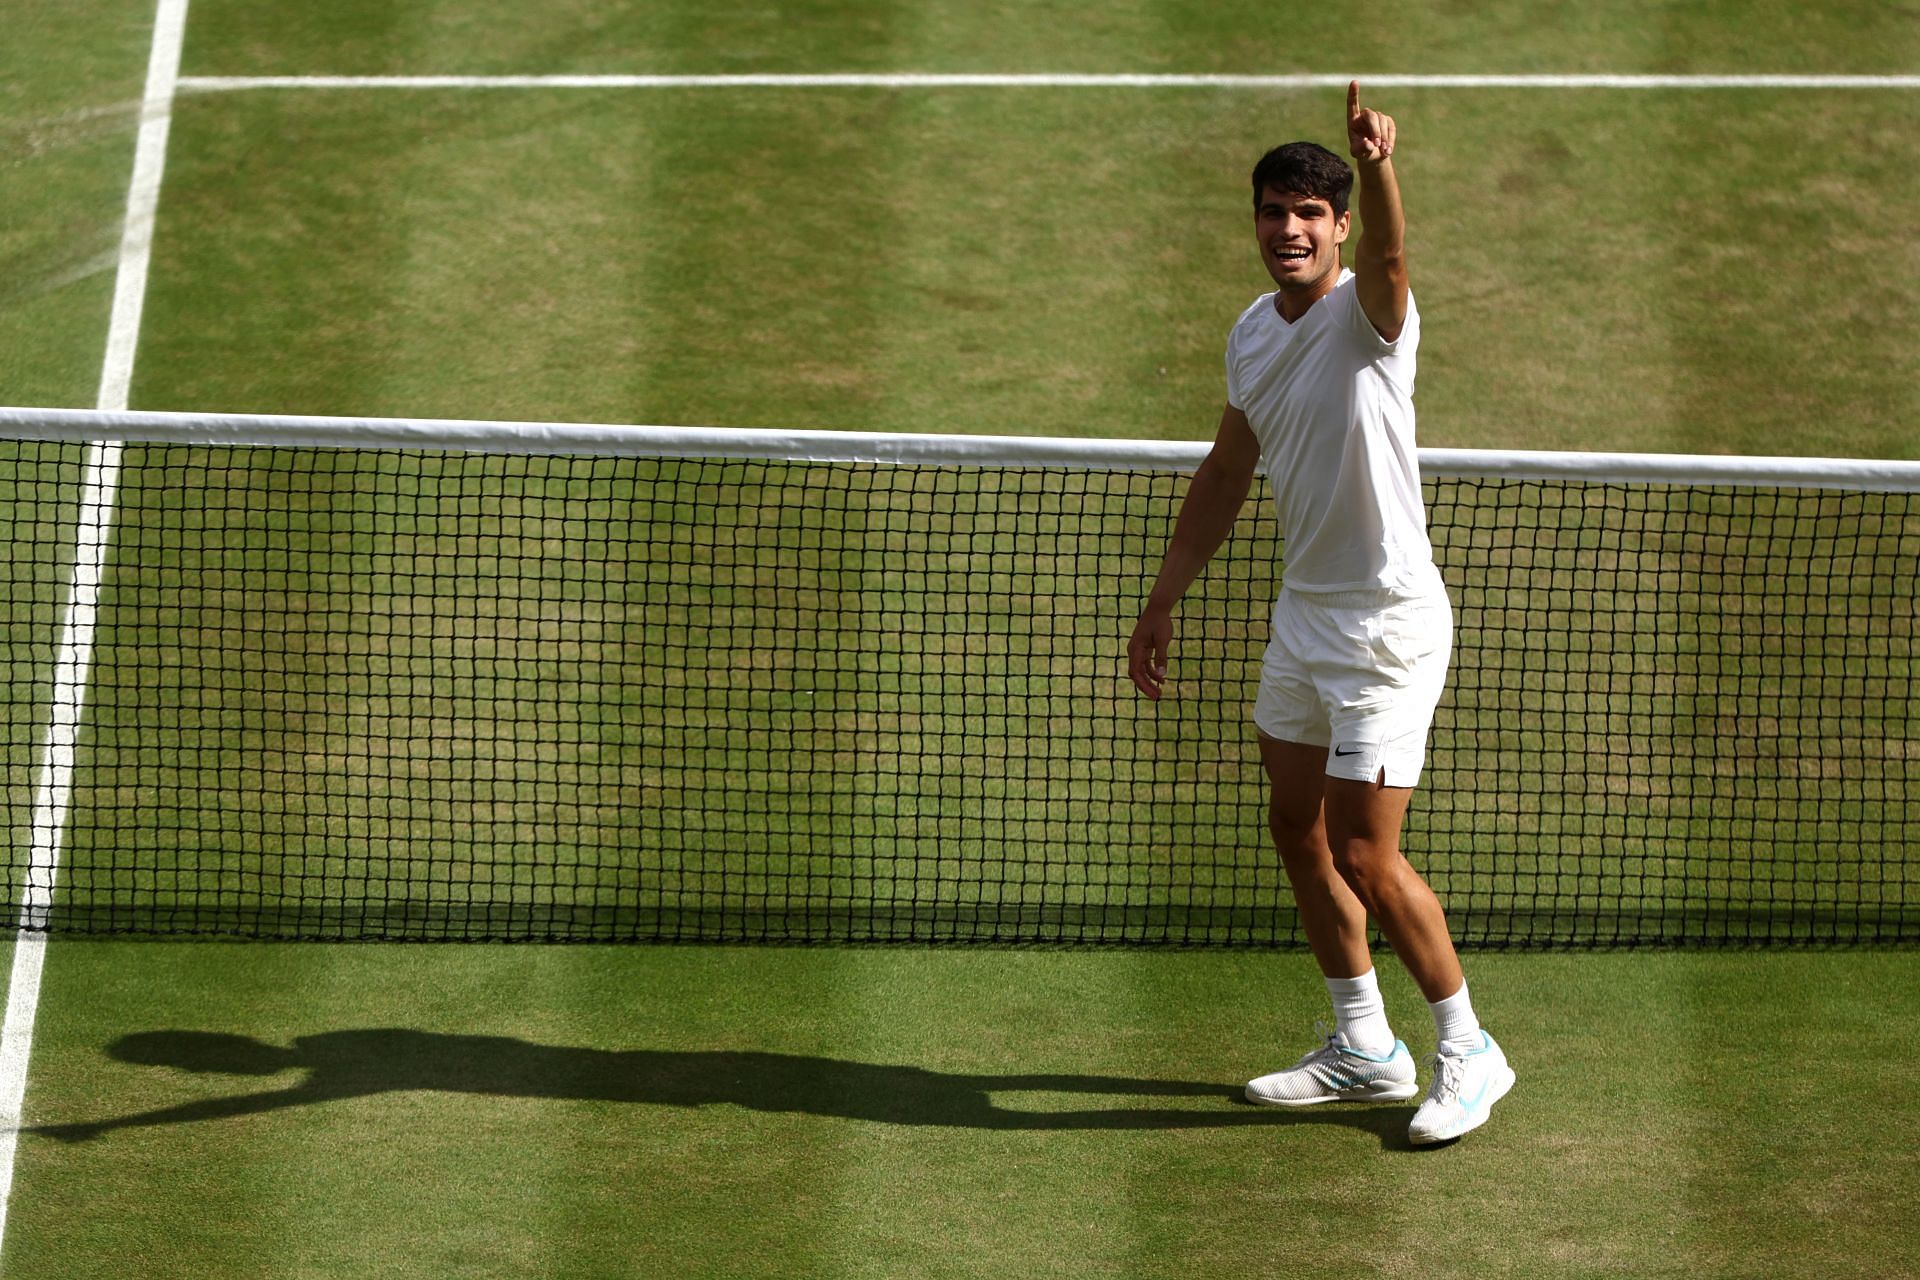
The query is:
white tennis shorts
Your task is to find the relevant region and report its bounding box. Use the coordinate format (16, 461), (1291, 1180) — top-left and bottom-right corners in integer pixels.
(1252, 585), (1453, 787)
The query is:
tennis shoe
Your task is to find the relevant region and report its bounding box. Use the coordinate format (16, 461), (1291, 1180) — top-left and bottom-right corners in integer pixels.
(1408, 1030), (1515, 1145)
(1245, 1022), (1418, 1107)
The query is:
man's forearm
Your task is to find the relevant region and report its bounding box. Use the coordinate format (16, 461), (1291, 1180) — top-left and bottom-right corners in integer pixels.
(1344, 82), (1410, 339)
(1355, 157), (1405, 269)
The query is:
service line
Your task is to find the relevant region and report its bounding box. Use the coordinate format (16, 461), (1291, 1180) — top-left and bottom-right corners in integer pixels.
(175, 72), (1920, 91)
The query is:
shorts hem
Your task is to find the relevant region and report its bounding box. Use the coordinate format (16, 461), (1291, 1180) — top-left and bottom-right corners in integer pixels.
(1325, 754), (1425, 788)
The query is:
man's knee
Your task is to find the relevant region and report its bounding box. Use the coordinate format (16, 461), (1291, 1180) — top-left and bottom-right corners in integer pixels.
(1323, 778), (1413, 893)
(1267, 794), (1315, 842)
(1266, 797), (1333, 879)
(1329, 837), (1401, 904)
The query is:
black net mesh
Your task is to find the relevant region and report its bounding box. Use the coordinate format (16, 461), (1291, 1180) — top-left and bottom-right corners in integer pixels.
(1, 439), (1913, 945)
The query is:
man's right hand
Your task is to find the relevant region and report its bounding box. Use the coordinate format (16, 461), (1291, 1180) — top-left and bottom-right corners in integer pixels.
(1128, 606), (1173, 699)
(1346, 79), (1396, 164)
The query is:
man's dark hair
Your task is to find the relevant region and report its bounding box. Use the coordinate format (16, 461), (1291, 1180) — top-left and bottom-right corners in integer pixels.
(1251, 142), (1353, 216)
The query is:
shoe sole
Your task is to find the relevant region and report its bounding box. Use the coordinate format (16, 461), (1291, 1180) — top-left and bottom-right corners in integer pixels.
(1244, 1079), (1420, 1107)
(1408, 1064), (1517, 1144)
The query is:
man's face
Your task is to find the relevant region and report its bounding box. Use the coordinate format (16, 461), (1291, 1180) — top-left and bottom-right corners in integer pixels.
(1255, 187), (1350, 293)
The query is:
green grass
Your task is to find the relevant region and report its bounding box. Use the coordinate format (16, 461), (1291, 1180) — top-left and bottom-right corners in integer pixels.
(129, 82), (1920, 456)
(0, 1), (156, 408)
(9, 1), (1920, 450)
(3, 3), (1919, 1276)
(8, 944), (1920, 1278)
(178, 0), (1920, 77)
(15, 4), (1917, 941)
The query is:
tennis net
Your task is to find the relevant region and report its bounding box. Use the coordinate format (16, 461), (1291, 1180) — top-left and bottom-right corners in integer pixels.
(1, 407), (1915, 946)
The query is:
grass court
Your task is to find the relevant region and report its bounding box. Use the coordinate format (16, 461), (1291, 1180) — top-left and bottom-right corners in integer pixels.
(2, 1), (1918, 1275)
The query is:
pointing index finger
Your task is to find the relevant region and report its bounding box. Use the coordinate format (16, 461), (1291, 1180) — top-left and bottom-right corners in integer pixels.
(1347, 79), (1361, 118)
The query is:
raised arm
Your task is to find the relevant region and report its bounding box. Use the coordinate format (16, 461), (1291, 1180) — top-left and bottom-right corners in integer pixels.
(1346, 80), (1408, 342)
(1127, 405), (1261, 699)
(29, 1081), (337, 1143)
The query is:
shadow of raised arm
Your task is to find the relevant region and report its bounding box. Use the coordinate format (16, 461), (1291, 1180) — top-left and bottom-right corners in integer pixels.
(23, 1029), (1403, 1141)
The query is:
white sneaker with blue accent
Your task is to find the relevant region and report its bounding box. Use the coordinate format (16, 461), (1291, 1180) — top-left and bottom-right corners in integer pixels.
(1408, 1030), (1515, 1144)
(1245, 1023), (1419, 1107)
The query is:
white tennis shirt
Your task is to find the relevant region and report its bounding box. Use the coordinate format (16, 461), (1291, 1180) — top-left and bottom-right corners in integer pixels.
(1225, 269), (1444, 597)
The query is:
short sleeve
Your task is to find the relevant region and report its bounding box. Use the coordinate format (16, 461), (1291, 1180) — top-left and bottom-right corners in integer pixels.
(1337, 276), (1417, 354)
(1224, 326), (1244, 411)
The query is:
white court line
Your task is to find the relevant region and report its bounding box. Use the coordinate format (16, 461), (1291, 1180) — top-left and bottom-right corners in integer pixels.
(177, 71), (1920, 91)
(0, 0), (189, 1252)
(100, 3), (193, 413)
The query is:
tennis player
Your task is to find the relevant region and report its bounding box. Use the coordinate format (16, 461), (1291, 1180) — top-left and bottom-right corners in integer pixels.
(1128, 83), (1514, 1144)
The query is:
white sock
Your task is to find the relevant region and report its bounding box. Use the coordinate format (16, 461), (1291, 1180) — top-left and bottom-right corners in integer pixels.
(1429, 980), (1482, 1056)
(1325, 969), (1394, 1054)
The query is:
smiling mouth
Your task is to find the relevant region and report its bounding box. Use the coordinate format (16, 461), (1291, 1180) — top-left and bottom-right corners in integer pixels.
(1272, 246), (1312, 266)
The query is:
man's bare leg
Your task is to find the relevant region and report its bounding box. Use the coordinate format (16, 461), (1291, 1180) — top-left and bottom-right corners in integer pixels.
(1258, 736), (1370, 979)
(1321, 773), (1463, 1003)
(1245, 735), (1421, 1107)
(1307, 767), (1514, 1143)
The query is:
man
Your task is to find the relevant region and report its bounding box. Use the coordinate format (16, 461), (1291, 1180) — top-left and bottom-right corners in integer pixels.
(1127, 83), (1514, 1145)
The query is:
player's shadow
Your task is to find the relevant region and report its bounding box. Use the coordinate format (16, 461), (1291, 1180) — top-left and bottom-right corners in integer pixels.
(27, 1029), (1413, 1148)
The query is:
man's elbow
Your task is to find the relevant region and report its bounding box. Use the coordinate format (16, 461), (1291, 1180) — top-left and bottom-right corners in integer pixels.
(1195, 451), (1257, 503)
(1357, 290), (1408, 343)
(1358, 241), (1407, 276)
(1355, 254), (1409, 340)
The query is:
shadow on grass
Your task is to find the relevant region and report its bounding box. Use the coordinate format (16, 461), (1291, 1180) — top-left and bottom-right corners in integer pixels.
(28, 1030), (1414, 1147)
